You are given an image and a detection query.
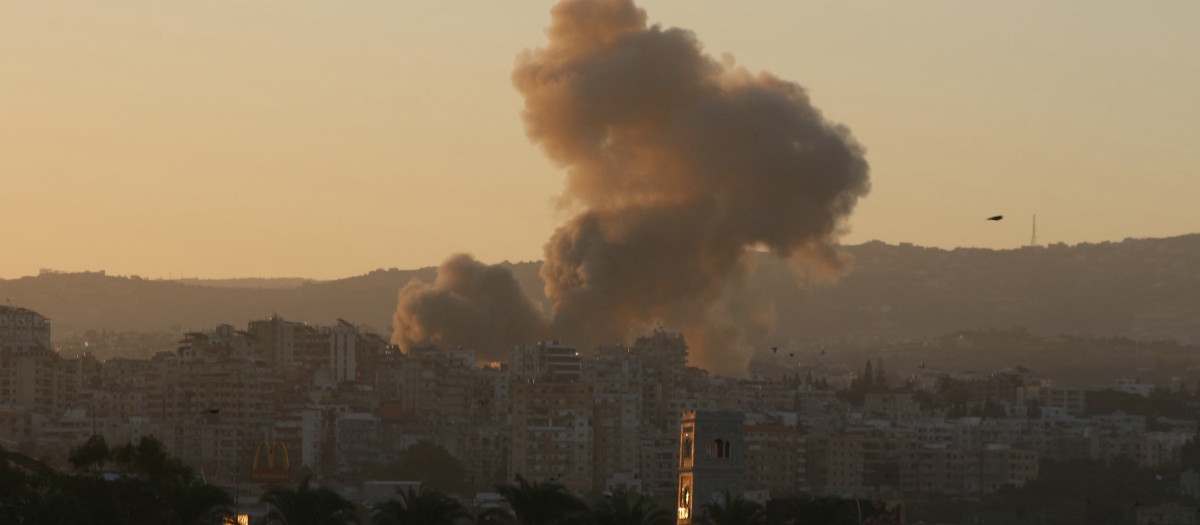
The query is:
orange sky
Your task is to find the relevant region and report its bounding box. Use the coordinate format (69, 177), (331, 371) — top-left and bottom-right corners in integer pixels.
(2, 1), (1197, 279)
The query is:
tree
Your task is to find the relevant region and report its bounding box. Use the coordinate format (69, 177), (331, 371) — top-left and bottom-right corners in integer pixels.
(936, 377), (971, 412)
(976, 399), (1007, 419)
(700, 492), (763, 525)
(0, 456), (32, 525)
(68, 434), (110, 473)
(159, 474), (234, 525)
(5, 436), (233, 525)
(110, 435), (193, 480)
(496, 475), (590, 525)
(369, 441), (470, 495)
(1026, 399), (1042, 419)
(476, 507), (516, 525)
(591, 490), (670, 525)
(262, 475), (361, 525)
(11, 484), (90, 525)
(1182, 438), (1200, 471)
(373, 487), (470, 525)
(785, 494), (856, 525)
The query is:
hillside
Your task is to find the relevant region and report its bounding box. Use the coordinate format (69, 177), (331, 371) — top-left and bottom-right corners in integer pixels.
(776, 235), (1200, 345)
(4, 236), (1199, 346)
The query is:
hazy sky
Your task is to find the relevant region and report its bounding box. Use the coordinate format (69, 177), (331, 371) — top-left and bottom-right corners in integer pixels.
(3, 1), (1197, 279)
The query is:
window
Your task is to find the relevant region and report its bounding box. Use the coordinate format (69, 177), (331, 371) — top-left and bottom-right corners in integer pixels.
(708, 439), (731, 459)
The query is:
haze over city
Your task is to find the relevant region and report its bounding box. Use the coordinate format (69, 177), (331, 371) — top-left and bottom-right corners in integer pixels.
(3, 1), (1198, 280)
(4, 2), (1200, 524)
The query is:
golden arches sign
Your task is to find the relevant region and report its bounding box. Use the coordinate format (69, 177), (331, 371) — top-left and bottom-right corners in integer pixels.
(250, 440), (291, 484)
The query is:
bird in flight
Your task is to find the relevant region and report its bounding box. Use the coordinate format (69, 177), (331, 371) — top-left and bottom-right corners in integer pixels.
(987, 215), (1003, 221)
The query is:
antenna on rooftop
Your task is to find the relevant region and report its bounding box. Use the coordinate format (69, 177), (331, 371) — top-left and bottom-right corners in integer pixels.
(1029, 214), (1038, 247)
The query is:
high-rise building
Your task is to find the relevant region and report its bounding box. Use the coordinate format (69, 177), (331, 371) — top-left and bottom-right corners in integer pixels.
(640, 434), (681, 497)
(391, 345), (479, 425)
(0, 306), (81, 417)
(592, 391), (641, 492)
(327, 321), (358, 383)
(511, 341), (582, 383)
(632, 329), (688, 432)
(0, 306), (51, 353)
(248, 316), (313, 372)
(335, 412), (381, 474)
(510, 381), (594, 494)
(744, 424), (804, 498)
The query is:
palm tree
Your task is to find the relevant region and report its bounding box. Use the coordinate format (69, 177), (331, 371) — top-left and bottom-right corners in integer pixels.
(11, 484), (91, 525)
(476, 507), (516, 525)
(0, 459), (34, 525)
(261, 476), (361, 525)
(496, 475), (590, 525)
(591, 490), (670, 525)
(373, 486), (470, 525)
(700, 492), (764, 525)
(159, 474), (234, 525)
(785, 494), (855, 525)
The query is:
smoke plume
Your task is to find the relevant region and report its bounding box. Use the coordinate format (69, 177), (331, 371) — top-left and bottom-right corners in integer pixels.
(516, 0), (870, 371)
(395, 0), (869, 374)
(392, 254), (546, 360)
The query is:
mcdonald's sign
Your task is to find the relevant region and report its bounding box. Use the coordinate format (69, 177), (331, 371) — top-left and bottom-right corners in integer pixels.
(251, 440), (291, 485)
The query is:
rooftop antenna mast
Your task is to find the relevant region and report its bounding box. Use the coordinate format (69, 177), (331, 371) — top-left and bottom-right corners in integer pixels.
(1030, 214), (1038, 247)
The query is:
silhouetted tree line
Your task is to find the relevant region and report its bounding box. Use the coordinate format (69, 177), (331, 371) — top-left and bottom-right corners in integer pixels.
(362, 475), (874, 525)
(907, 457), (1195, 525)
(837, 360), (891, 407)
(3, 435), (879, 525)
(1086, 389), (1192, 422)
(1, 435), (232, 525)
(364, 441), (471, 495)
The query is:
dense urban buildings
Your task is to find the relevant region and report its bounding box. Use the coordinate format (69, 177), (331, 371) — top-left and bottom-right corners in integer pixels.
(2, 304), (1199, 519)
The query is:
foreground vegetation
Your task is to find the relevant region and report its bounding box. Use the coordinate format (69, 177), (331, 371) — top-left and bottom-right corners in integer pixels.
(2, 436), (865, 525)
(1, 436), (232, 525)
(8, 434), (1199, 525)
(907, 458), (1197, 525)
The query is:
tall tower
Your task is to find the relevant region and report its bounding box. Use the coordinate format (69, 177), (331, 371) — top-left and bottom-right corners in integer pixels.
(677, 411), (745, 525)
(1030, 214), (1038, 247)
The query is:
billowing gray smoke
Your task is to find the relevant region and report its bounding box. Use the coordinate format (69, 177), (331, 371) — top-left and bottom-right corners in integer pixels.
(395, 0), (869, 373)
(392, 254), (547, 359)
(517, 0), (870, 371)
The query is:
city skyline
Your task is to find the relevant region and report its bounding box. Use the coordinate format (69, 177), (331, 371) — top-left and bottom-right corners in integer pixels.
(4, 3), (1200, 518)
(3, 1), (1198, 280)
(4, 300), (1197, 520)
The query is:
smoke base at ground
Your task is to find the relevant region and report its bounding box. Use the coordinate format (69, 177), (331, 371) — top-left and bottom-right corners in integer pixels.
(394, 0), (870, 375)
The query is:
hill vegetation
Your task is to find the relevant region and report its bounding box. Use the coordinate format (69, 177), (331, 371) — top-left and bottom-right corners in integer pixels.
(4, 235), (1198, 350)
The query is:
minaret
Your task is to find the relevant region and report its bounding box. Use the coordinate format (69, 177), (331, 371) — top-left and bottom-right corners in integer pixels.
(677, 411), (745, 525)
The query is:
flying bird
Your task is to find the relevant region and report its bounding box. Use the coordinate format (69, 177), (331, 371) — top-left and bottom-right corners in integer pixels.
(987, 215), (1003, 221)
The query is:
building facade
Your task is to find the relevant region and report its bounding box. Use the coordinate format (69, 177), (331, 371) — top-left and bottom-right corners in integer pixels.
(677, 411), (745, 525)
